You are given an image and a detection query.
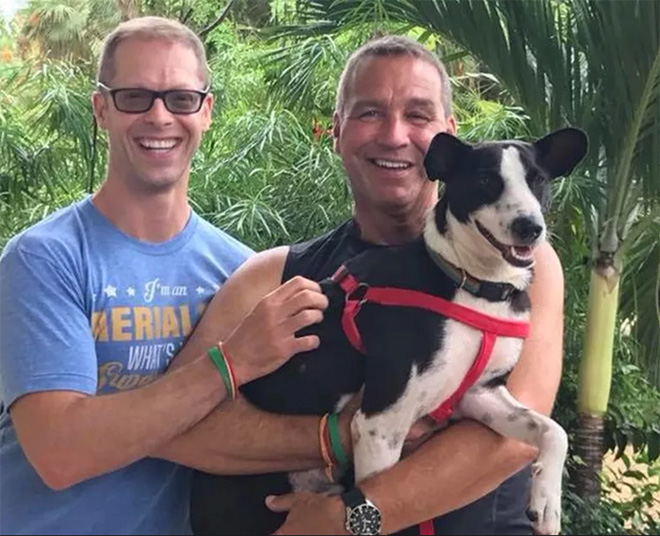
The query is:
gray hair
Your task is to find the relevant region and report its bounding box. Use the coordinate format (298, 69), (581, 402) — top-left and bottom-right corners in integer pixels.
(336, 35), (453, 118)
(97, 16), (209, 87)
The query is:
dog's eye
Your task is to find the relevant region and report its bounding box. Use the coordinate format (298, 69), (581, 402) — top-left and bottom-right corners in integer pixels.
(478, 174), (492, 187)
(529, 174), (544, 185)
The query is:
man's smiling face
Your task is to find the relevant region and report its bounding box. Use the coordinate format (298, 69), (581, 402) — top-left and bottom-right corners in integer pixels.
(333, 54), (455, 216)
(93, 37), (213, 193)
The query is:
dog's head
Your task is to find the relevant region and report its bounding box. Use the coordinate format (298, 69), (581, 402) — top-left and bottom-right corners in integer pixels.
(423, 128), (587, 270)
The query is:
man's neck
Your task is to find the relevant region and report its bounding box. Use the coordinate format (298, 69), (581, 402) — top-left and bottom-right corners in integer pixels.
(92, 177), (191, 243)
(354, 205), (429, 246)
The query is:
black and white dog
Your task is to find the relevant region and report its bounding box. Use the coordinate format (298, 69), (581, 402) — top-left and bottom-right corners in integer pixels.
(191, 127), (588, 536)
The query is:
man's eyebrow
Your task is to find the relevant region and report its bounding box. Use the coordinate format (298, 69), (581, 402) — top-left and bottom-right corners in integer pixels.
(350, 99), (385, 110)
(406, 98), (437, 109)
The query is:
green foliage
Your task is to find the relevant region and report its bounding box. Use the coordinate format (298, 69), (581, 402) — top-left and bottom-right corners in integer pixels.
(2, 4), (659, 533)
(555, 250), (660, 534)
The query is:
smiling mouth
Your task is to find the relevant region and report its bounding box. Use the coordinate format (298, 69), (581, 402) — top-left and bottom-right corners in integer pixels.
(368, 158), (413, 170)
(475, 220), (536, 268)
(136, 137), (181, 153)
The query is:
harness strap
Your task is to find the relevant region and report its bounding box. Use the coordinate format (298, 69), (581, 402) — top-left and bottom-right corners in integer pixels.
(331, 265), (529, 419)
(419, 520), (435, 536)
(428, 331), (496, 422)
(333, 268), (529, 349)
(331, 265), (530, 536)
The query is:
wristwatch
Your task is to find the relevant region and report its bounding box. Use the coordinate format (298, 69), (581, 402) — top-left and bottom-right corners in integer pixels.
(341, 487), (382, 535)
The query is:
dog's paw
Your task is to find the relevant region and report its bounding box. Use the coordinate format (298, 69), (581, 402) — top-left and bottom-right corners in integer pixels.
(527, 466), (561, 535)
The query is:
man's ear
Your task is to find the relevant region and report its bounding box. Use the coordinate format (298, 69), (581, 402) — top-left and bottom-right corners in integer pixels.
(423, 132), (471, 182)
(92, 91), (109, 130)
(534, 127), (589, 179)
(332, 112), (341, 154)
(201, 92), (214, 132)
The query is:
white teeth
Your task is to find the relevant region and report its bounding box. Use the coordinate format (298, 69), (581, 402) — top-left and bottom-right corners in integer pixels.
(373, 159), (411, 169)
(511, 246), (534, 260)
(138, 138), (178, 150)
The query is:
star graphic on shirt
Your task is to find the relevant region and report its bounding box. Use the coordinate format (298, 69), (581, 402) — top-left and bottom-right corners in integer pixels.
(103, 285), (117, 298)
(212, 283), (220, 291)
(127, 287), (136, 297)
(196, 286), (205, 295)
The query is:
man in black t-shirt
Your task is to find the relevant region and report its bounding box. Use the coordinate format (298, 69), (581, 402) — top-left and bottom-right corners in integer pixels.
(180, 35), (565, 535)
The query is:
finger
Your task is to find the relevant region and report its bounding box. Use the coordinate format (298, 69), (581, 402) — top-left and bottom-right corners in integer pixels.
(266, 493), (296, 513)
(286, 308), (324, 334)
(282, 288), (329, 316)
(288, 334), (321, 355)
(406, 421), (431, 442)
(269, 276), (322, 303)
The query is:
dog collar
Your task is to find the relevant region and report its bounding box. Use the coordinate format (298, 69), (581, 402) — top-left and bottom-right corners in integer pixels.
(424, 245), (518, 302)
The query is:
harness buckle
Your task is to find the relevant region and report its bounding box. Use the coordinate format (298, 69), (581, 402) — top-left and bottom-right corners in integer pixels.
(458, 269), (467, 290)
(331, 265), (349, 284)
(347, 282), (370, 307)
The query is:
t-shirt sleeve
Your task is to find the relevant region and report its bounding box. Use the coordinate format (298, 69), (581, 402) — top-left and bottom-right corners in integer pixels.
(0, 239), (97, 409)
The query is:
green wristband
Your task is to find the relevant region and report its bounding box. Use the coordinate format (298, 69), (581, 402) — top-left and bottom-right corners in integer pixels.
(208, 345), (233, 398)
(327, 413), (349, 468)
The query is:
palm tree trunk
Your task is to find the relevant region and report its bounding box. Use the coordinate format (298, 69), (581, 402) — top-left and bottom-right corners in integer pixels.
(575, 255), (620, 498)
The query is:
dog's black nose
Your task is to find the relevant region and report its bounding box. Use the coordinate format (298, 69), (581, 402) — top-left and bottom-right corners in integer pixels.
(511, 217), (543, 243)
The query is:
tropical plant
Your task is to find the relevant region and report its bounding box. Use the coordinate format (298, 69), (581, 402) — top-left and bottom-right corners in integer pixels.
(15, 0), (123, 62)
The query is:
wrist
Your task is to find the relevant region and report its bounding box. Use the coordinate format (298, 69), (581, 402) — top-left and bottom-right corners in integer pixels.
(219, 339), (251, 387)
(326, 495), (350, 535)
(207, 343), (238, 399)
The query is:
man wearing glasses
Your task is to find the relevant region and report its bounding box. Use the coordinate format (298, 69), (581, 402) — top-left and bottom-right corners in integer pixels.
(0, 16), (330, 534)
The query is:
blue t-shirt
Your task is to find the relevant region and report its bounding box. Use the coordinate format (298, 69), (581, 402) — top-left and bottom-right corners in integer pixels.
(0, 196), (253, 535)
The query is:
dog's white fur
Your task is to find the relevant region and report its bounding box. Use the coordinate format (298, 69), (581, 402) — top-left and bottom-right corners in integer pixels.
(291, 146), (568, 535)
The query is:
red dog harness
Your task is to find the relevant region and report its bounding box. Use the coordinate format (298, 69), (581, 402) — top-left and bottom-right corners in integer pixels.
(331, 265), (530, 536)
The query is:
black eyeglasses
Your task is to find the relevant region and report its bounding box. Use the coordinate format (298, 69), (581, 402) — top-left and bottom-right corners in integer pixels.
(97, 83), (209, 115)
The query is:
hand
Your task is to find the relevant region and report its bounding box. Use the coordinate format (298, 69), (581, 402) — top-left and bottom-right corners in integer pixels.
(266, 492), (348, 535)
(223, 276), (329, 386)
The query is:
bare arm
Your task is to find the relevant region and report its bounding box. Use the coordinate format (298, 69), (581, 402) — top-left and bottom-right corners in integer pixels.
(11, 248), (328, 490)
(11, 356), (228, 491)
(269, 241), (565, 534)
(155, 247), (352, 473)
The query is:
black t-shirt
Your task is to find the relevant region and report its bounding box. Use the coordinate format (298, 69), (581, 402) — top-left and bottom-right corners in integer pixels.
(283, 219), (533, 536)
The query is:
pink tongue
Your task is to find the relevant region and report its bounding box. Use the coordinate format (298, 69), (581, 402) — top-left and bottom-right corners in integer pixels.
(513, 245), (532, 256)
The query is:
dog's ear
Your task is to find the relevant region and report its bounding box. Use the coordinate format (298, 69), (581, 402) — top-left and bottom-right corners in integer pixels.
(534, 127), (588, 179)
(424, 132), (472, 182)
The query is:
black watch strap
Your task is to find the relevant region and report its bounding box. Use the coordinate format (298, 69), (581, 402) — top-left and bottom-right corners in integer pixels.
(341, 487), (367, 509)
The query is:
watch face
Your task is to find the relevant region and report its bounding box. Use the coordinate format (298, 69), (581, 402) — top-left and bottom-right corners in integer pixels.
(347, 503), (382, 535)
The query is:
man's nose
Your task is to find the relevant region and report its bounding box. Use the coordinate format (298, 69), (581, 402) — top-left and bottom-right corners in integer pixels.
(143, 96), (174, 124)
(377, 115), (408, 148)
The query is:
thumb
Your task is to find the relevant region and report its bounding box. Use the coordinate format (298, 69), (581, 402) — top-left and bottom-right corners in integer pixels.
(266, 493), (296, 513)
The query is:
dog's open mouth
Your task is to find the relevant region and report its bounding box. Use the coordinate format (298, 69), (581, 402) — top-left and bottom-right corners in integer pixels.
(475, 220), (535, 268)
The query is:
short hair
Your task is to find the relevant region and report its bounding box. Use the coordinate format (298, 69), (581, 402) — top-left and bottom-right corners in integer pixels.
(96, 16), (209, 87)
(335, 35), (453, 119)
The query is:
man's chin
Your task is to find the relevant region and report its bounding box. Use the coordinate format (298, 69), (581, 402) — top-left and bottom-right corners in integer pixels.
(132, 172), (186, 194)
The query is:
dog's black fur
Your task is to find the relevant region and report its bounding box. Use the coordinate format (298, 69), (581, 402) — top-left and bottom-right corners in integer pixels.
(190, 128), (588, 536)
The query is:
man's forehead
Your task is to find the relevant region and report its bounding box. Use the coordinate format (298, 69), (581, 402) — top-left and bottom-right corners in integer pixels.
(110, 38), (204, 87)
(347, 56), (444, 105)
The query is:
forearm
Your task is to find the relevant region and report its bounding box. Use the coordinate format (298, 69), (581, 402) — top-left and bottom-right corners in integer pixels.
(16, 353), (227, 490)
(361, 420), (537, 534)
(155, 396), (326, 473)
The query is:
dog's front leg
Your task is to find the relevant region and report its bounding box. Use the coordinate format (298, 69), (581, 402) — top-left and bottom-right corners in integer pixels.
(351, 406), (413, 483)
(457, 385), (568, 535)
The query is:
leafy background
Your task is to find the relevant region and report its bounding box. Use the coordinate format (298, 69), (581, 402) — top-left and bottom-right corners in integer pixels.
(1, 1), (658, 533)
